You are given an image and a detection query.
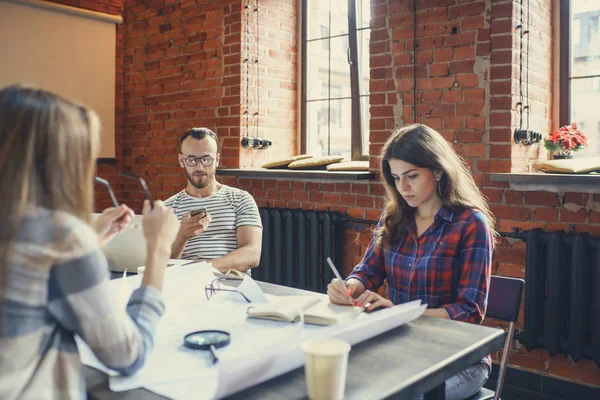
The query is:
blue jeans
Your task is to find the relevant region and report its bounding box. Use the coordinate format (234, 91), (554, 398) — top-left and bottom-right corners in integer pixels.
(415, 362), (490, 400)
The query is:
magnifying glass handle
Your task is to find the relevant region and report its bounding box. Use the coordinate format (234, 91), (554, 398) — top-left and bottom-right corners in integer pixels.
(209, 345), (219, 364)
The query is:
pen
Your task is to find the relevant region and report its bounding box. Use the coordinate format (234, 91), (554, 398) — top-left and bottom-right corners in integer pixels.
(326, 257), (356, 306)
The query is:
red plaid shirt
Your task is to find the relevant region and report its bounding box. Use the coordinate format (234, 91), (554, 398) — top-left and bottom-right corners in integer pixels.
(348, 205), (494, 366)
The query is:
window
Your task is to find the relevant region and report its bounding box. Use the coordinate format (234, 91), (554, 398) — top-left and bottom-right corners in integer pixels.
(561, 0), (600, 156)
(301, 0), (370, 161)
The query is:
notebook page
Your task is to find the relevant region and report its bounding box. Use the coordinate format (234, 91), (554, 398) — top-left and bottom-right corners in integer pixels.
(302, 300), (365, 325)
(247, 295), (320, 322)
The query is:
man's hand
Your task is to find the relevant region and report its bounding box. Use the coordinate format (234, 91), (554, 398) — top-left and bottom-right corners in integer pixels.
(176, 211), (212, 242)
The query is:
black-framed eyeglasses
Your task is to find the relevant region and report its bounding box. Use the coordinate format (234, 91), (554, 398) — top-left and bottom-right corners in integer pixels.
(182, 154), (215, 167)
(95, 173), (154, 209)
(94, 177), (119, 208)
(205, 277), (250, 303)
(121, 172), (154, 208)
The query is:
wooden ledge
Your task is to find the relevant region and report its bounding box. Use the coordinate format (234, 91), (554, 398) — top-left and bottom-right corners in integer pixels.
(217, 168), (375, 182)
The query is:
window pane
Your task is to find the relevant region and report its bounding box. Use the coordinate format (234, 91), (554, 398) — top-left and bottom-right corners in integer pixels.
(571, 77), (600, 156)
(356, 0), (370, 29)
(571, 1), (600, 77)
(330, 0), (348, 36)
(306, 40), (329, 101)
(360, 95), (370, 156)
(358, 29), (370, 96)
(307, 0), (330, 40)
(330, 35), (351, 98)
(329, 99), (352, 159)
(307, 100), (330, 157)
(303, 0), (370, 159)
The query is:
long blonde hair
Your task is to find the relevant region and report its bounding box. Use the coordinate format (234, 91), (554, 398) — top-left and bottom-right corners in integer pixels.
(377, 124), (497, 246)
(0, 85), (100, 277)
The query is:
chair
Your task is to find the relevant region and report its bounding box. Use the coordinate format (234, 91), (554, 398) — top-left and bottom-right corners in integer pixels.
(468, 275), (525, 400)
(92, 213), (147, 273)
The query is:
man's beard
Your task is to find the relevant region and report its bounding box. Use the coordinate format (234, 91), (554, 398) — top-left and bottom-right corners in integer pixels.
(185, 169), (212, 189)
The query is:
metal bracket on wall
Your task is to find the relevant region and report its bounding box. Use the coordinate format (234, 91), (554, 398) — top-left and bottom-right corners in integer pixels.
(514, 128), (543, 145)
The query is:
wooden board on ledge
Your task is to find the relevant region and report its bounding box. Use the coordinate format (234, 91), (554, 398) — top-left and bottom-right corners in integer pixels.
(533, 157), (600, 174)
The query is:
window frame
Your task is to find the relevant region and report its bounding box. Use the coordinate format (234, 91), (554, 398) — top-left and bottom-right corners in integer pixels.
(559, 0), (570, 127)
(300, 0), (369, 161)
(560, 0), (600, 126)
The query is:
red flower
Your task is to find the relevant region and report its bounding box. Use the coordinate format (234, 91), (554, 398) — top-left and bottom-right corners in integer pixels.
(547, 123), (587, 151)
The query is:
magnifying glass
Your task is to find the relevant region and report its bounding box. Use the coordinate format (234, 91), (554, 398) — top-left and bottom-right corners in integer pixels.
(183, 330), (231, 364)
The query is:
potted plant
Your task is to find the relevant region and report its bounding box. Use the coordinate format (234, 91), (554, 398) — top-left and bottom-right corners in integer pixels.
(544, 122), (588, 159)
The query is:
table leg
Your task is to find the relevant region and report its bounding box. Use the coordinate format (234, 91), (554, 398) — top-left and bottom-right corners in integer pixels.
(423, 382), (445, 400)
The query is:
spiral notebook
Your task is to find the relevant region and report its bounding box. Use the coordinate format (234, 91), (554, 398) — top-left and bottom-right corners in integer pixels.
(246, 295), (365, 326)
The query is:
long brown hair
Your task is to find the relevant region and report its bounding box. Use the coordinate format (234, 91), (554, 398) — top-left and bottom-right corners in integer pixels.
(377, 124), (497, 246)
(0, 85), (100, 279)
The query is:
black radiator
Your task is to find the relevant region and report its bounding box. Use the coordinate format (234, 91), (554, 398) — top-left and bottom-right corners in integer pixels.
(522, 228), (600, 367)
(253, 208), (345, 294)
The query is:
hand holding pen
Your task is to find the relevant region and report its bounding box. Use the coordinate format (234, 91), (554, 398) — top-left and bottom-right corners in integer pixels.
(327, 257), (355, 306)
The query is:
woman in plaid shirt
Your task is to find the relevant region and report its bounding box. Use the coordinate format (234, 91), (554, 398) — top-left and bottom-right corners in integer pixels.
(328, 124), (496, 400)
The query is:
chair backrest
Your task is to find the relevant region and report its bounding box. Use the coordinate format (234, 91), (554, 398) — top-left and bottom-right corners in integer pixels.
(92, 213), (147, 272)
(486, 275), (525, 323)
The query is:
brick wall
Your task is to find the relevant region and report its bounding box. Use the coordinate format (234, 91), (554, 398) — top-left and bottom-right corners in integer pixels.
(119, 0), (297, 204)
(501, 0), (553, 173)
(46, 0), (125, 211)
(120, 0), (242, 205)
(53, 0), (600, 388)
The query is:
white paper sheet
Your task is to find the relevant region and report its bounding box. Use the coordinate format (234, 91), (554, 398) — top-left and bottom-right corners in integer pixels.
(78, 266), (425, 400)
(79, 262), (217, 391)
(207, 275), (268, 304)
(212, 300), (426, 399)
(235, 275), (268, 303)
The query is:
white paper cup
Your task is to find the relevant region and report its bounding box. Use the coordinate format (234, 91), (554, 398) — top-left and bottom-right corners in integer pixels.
(137, 266), (145, 275)
(302, 338), (351, 400)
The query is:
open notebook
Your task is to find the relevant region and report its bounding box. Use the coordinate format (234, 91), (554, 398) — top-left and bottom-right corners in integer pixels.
(246, 295), (365, 326)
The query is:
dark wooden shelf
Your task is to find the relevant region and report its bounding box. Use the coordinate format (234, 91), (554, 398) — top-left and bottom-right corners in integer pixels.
(97, 158), (118, 164)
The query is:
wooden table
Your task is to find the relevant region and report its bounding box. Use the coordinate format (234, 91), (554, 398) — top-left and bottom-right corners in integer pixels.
(87, 315), (504, 400)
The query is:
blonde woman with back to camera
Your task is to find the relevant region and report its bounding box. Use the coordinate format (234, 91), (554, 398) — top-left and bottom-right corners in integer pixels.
(0, 85), (180, 399)
(327, 124), (497, 400)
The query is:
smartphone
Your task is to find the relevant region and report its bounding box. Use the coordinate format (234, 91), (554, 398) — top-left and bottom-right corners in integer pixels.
(190, 207), (207, 218)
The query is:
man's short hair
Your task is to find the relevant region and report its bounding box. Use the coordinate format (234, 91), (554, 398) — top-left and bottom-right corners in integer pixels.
(180, 128), (218, 151)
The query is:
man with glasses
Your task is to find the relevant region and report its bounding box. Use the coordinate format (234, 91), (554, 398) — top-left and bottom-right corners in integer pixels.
(164, 128), (263, 273)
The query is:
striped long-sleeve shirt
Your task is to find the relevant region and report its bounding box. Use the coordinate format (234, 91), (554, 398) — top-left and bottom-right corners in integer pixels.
(0, 208), (165, 400)
(348, 205), (493, 368)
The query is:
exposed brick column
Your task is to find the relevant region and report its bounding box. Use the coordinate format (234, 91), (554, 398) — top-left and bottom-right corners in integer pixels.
(238, 0), (298, 168)
(371, 1), (493, 185)
(487, 0), (552, 174)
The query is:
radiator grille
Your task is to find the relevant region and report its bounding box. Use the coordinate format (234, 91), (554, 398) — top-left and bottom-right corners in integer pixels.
(253, 208), (345, 294)
(522, 228), (600, 367)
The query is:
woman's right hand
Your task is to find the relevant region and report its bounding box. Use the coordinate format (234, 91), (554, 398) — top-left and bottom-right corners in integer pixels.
(141, 200), (179, 251)
(327, 278), (356, 305)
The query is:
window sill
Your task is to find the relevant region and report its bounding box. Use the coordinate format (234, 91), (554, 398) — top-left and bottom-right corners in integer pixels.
(490, 173), (600, 193)
(216, 168), (375, 182)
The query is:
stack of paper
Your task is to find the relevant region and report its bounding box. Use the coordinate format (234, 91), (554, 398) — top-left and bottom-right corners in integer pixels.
(78, 266), (426, 400)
